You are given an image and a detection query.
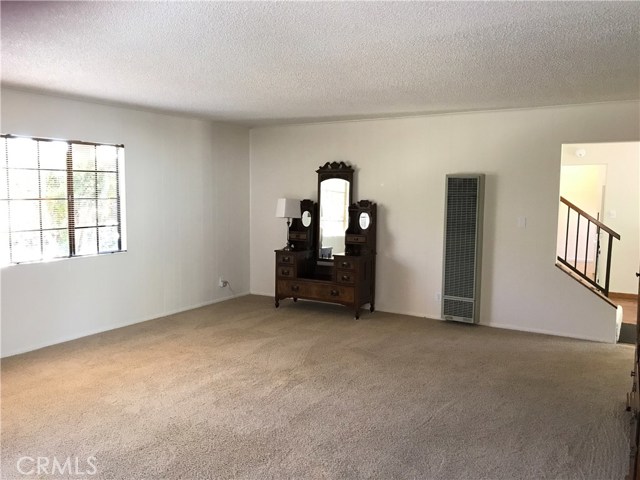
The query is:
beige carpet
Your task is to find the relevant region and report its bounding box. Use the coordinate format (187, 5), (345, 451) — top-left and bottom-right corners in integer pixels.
(1, 295), (634, 479)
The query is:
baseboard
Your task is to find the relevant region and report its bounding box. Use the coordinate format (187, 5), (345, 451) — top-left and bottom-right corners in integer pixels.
(251, 289), (274, 297)
(377, 307), (442, 321)
(1, 291), (250, 358)
(485, 321), (616, 344)
(249, 292), (618, 343)
(148, 291), (250, 320)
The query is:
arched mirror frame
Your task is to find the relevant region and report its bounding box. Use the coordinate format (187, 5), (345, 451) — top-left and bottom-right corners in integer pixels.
(316, 162), (354, 261)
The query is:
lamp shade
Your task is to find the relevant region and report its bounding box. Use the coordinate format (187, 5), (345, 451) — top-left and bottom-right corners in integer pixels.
(275, 198), (301, 218)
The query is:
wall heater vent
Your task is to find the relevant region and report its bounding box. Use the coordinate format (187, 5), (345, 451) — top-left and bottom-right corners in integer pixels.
(442, 174), (485, 324)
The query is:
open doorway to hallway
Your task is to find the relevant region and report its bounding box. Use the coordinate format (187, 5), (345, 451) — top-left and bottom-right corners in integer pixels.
(557, 163), (607, 283)
(558, 142), (639, 339)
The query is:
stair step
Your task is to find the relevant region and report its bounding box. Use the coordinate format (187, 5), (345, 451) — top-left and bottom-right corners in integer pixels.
(618, 322), (636, 344)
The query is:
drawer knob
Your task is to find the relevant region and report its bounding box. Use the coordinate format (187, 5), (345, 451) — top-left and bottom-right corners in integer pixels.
(341, 262), (349, 268)
(341, 275), (350, 281)
(283, 256), (290, 262)
(282, 269), (290, 276)
(291, 285), (299, 292)
(330, 289), (339, 297)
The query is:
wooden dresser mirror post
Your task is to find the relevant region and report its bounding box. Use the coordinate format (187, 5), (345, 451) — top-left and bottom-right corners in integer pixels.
(275, 162), (376, 319)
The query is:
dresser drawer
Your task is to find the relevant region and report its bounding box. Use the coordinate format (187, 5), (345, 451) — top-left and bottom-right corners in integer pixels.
(276, 252), (295, 265)
(277, 265), (296, 278)
(288, 232), (308, 241)
(346, 234), (366, 243)
(277, 280), (354, 304)
(335, 258), (355, 270)
(336, 269), (355, 285)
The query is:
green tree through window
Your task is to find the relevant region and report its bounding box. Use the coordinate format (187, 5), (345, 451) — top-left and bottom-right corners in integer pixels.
(1, 134), (126, 265)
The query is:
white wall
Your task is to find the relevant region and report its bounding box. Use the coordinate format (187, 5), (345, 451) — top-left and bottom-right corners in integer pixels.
(250, 101), (640, 343)
(1, 89), (250, 357)
(562, 142), (640, 294)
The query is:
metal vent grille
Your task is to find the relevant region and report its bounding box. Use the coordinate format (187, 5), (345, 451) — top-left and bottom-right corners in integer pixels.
(444, 177), (478, 299)
(442, 174), (484, 323)
(443, 298), (474, 321)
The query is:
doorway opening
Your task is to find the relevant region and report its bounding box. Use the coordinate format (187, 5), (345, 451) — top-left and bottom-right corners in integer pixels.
(557, 142), (639, 337)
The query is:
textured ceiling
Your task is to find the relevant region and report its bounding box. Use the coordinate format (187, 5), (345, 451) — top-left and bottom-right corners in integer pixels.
(1, 1), (639, 126)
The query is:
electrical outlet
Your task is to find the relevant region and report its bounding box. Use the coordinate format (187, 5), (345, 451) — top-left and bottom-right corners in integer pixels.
(436, 292), (442, 302)
(219, 277), (228, 288)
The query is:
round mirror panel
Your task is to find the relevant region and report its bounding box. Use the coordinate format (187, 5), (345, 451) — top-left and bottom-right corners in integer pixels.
(301, 210), (312, 228)
(359, 212), (370, 230)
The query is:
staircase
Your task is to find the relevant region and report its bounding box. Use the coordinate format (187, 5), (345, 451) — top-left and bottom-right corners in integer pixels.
(556, 196), (621, 302)
(556, 196), (625, 341)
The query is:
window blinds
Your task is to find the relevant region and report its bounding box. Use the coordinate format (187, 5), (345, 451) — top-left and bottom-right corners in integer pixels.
(1, 134), (125, 265)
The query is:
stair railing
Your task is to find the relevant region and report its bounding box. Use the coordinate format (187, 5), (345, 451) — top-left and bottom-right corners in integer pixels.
(557, 196), (621, 296)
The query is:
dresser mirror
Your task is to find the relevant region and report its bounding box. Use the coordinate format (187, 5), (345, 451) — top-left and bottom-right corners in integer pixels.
(275, 162), (376, 319)
(317, 162), (354, 259)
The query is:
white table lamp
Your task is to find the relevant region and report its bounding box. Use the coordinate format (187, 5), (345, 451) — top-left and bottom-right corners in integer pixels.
(275, 198), (301, 250)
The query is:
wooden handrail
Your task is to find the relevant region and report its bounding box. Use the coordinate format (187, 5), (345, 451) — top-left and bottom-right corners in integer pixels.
(560, 196), (621, 240)
(558, 196), (622, 297)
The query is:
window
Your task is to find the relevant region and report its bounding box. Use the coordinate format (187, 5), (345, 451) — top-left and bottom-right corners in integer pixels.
(1, 134), (127, 265)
